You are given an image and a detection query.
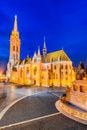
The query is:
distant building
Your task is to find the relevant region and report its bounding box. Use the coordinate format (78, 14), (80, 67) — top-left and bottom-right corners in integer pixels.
(0, 74), (6, 82)
(6, 16), (75, 87)
(75, 62), (87, 80)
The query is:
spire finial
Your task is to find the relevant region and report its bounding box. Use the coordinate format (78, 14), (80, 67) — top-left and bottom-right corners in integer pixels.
(34, 51), (36, 57)
(43, 36), (46, 48)
(14, 15), (18, 31)
(44, 36), (45, 42)
(38, 46), (40, 56)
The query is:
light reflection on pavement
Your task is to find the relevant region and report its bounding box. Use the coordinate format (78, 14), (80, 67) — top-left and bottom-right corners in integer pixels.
(0, 83), (65, 113)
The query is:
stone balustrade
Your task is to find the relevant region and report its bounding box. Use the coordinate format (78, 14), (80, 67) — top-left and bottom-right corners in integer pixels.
(59, 100), (87, 121)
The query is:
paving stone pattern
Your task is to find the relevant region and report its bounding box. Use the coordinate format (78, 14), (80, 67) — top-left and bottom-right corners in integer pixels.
(0, 92), (58, 126)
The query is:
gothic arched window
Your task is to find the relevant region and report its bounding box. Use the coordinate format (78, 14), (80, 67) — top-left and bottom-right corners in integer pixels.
(16, 46), (18, 52)
(13, 54), (15, 60)
(61, 65), (63, 69)
(16, 54), (18, 60)
(20, 68), (22, 78)
(13, 46), (15, 51)
(26, 67), (29, 77)
(65, 65), (68, 69)
(34, 67), (37, 75)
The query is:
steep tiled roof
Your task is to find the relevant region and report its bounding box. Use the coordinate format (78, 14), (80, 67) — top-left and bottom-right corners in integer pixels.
(46, 50), (70, 62)
(14, 50), (70, 66)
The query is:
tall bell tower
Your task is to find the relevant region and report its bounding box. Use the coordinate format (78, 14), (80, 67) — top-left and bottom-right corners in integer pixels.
(10, 15), (20, 64)
(6, 15), (20, 80)
(43, 36), (47, 62)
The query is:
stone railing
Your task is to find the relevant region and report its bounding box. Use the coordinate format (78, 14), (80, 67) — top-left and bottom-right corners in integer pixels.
(59, 100), (87, 121)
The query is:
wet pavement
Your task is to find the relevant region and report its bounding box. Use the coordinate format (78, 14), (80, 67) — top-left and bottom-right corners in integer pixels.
(0, 92), (59, 126)
(0, 91), (87, 130)
(0, 83), (65, 113)
(1, 114), (87, 130)
(0, 84), (87, 130)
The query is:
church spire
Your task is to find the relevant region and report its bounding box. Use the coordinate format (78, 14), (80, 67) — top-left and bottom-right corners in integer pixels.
(43, 36), (46, 48)
(34, 51), (36, 57)
(13, 15), (18, 31)
(38, 46), (40, 56)
(43, 36), (47, 62)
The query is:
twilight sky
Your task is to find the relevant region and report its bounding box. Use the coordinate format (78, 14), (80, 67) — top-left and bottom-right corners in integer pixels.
(0, 0), (87, 72)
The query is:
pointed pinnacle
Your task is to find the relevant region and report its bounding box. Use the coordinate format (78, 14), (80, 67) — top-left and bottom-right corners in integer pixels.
(14, 15), (18, 31)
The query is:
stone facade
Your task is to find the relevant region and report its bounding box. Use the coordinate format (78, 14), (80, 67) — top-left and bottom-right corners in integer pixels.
(75, 61), (87, 80)
(66, 80), (87, 111)
(6, 16), (75, 87)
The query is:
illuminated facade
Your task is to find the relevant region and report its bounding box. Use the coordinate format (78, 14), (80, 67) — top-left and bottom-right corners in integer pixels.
(6, 16), (75, 87)
(6, 15), (20, 80)
(66, 80), (87, 110)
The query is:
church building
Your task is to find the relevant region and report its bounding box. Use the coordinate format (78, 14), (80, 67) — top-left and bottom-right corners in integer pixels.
(6, 16), (75, 87)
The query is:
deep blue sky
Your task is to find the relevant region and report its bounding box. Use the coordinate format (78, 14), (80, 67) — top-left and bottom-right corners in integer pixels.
(0, 0), (87, 72)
